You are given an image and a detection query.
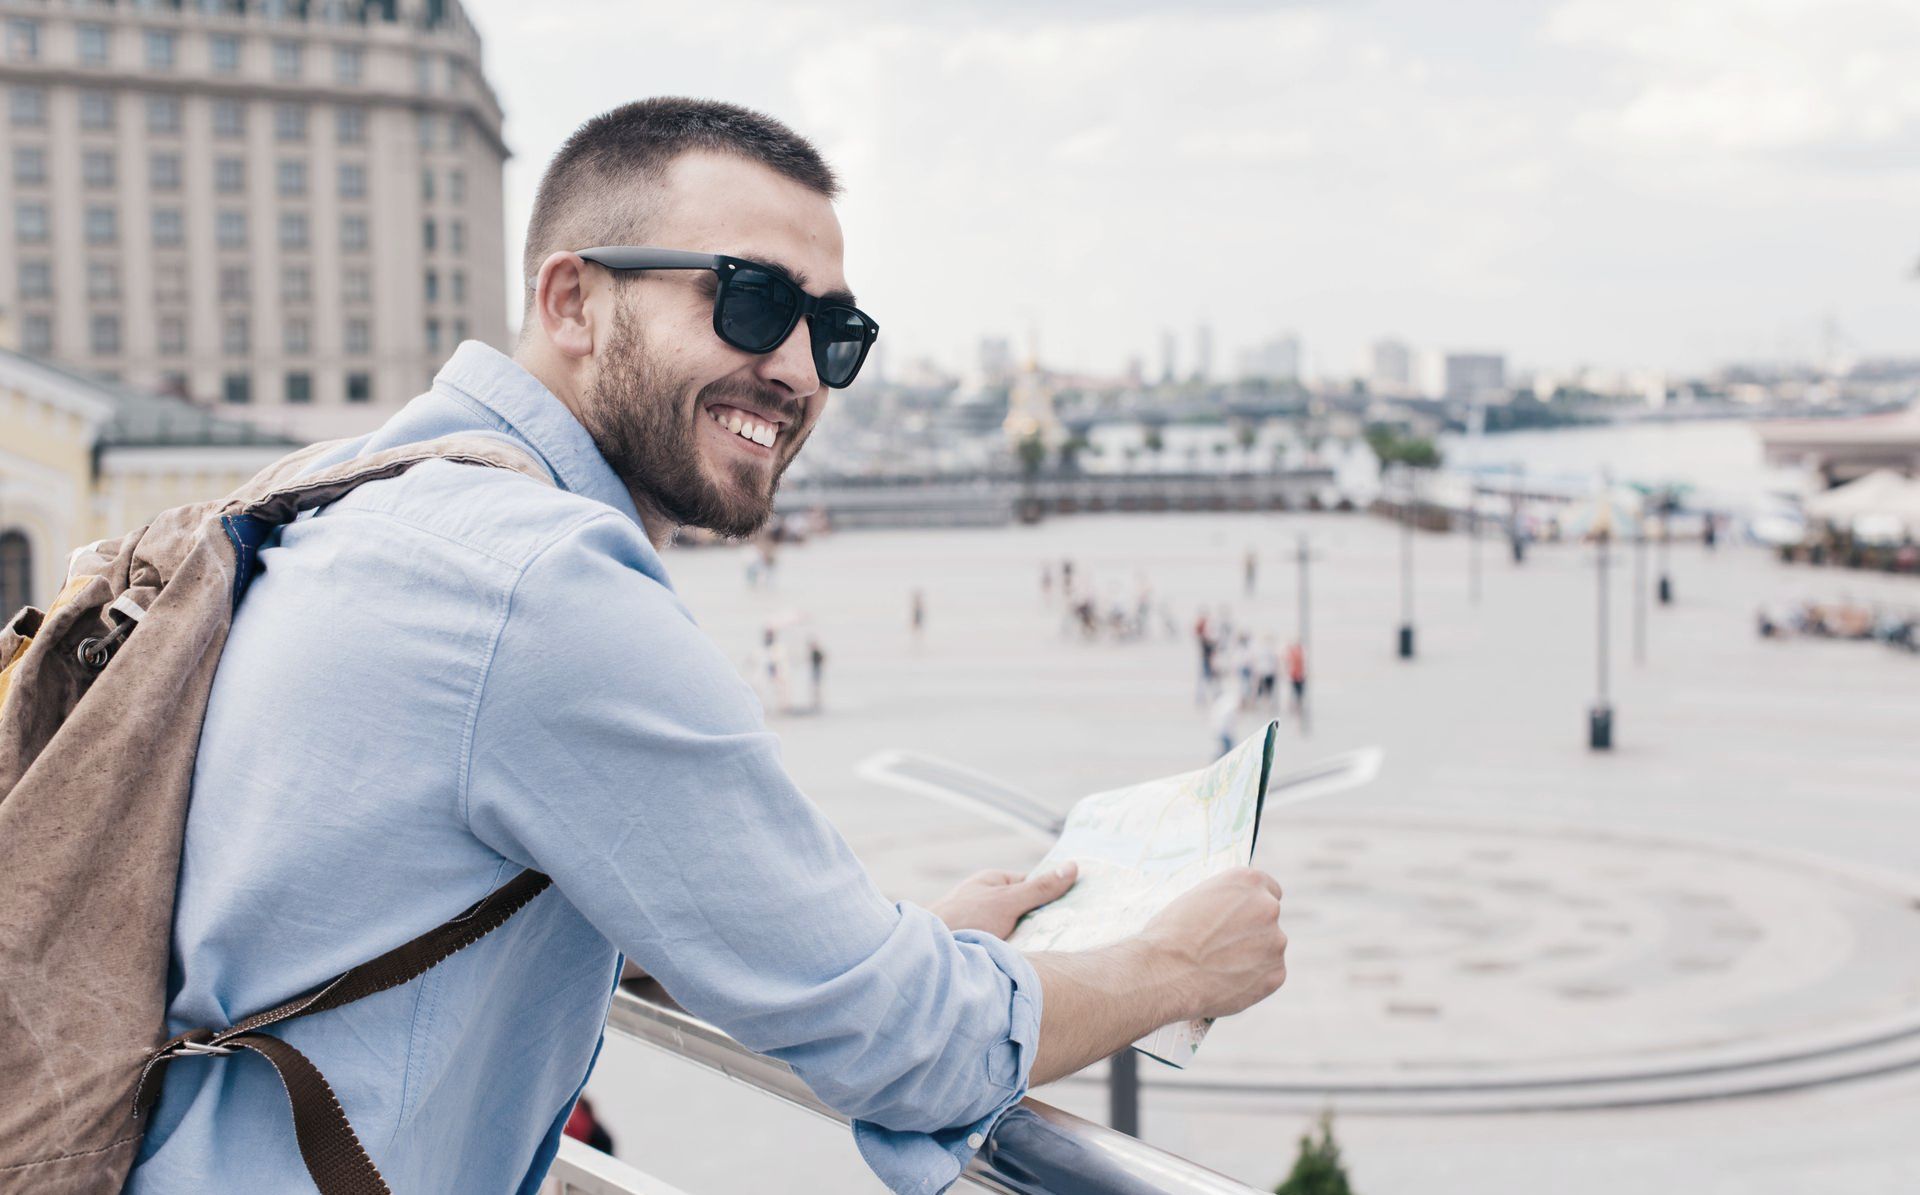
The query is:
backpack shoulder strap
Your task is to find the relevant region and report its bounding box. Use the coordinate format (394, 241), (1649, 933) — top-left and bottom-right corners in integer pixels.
(133, 869), (553, 1195)
(234, 431), (553, 526)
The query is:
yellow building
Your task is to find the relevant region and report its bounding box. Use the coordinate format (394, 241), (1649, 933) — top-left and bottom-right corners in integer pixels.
(0, 344), (297, 614)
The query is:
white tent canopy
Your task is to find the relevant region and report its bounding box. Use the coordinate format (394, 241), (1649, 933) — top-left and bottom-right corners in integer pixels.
(1805, 470), (1920, 538)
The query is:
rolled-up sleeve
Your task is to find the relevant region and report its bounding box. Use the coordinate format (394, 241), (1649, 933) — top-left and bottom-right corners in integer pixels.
(461, 513), (1039, 1193)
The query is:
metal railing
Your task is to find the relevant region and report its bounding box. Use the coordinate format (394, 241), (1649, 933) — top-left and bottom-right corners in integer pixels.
(548, 981), (1265, 1195)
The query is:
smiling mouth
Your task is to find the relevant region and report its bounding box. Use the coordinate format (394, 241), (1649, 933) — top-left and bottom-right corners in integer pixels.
(705, 402), (782, 452)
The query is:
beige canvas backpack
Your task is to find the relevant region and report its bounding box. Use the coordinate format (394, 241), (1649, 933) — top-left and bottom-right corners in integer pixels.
(0, 434), (557, 1195)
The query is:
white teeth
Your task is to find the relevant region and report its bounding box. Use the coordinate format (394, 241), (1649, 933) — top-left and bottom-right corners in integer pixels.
(727, 414), (744, 434)
(755, 425), (776, 447)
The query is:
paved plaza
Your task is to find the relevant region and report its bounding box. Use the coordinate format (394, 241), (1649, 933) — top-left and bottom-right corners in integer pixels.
(584, 512), (1920, 1194)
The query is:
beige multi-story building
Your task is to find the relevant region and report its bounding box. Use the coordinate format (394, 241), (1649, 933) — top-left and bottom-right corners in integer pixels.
(0, 0), (507, 442)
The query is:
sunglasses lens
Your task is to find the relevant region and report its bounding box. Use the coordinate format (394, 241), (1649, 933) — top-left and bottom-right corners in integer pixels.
(718, 268), (798, 351)
(818, 308), (873, 387)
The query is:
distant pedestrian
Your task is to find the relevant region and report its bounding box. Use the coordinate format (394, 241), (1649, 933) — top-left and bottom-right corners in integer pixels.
(1286, 640), (1307, 717)
(1244, 549), (1257, 597)
(1703, 515), (1717, 551)
(807, 636), (826, 710)
(1194, 612), (1218, 704)
(910, 588), (925, 639)
(1210, 688), (1240, 759)
(1255, 634), (1279, 711)
(1041, 563), (1054, 604)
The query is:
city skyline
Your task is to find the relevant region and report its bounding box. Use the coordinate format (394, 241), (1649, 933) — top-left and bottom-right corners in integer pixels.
(466, 0), (1919, 383)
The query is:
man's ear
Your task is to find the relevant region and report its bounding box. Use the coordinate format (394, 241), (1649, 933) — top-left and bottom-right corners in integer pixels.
(533, 251), (597, 360)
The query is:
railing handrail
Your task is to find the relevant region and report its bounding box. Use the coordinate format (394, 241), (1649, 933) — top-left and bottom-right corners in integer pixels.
(604, 983), (1265, 1195)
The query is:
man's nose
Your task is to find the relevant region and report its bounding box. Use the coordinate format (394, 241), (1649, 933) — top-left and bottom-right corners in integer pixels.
(753, 316), (821, 400)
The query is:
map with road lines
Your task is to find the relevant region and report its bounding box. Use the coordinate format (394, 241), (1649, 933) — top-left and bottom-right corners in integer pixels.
(1008, 722), (1278, 1066)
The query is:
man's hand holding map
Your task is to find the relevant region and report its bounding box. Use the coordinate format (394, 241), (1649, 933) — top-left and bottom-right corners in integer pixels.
(1009, 723), (1282, 1065)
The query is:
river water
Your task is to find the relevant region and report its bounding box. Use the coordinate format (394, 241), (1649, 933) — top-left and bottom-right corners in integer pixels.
(1434, 419), (1814, 514)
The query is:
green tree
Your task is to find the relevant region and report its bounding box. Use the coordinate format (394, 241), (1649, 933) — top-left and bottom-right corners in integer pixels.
(1274, 1111), (1355, 1195)
(1015, 433), (1047, 478)
(1363, 424), (1442, 474)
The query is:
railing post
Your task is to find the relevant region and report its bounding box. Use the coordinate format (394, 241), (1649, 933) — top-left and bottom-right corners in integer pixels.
(1108, 1048), (1140, 1137)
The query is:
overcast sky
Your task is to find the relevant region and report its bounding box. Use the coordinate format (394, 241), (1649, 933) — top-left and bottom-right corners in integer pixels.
(462, 0), (1920, 381)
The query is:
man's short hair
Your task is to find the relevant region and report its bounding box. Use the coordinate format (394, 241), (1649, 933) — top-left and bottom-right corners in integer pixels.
(520, 97), (840, 307)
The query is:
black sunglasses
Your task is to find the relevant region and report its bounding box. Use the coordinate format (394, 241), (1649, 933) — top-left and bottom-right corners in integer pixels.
(574, 246), (879, 389)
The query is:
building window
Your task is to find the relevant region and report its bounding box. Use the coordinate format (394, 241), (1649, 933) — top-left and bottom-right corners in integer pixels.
(10, 86), (45, 127)
(222, 315), (249, 355)
(416, 112), (435, 150)
(451, 269), (466, 304)
(155, 261), (187, 302)
(278, 211), (308, 250)
(425, 318), (441, 354)
(6, 19), (38, 64)
(453, 318), (468, 344)
(345, 371), (371, 403)
(414, 52), (431, 92)
(448, 117), (465, 150)
(209, 34), (239, 75)
(274, 103), (307, 143)
(215, 157), (245, 194)
(272, 39), (301, 80)
(17, 259), (49, 300)
(158, 371), (187, 397)
(152, 207), (183, 247)
(421, 219), (435, 252)
(213, 99), (245, 139)
(449, 220), (464, 253)
(216, 210), (246, 249)
(87, 261), (119, 301)
(284, 318), (310, 355)
(22, 312), (51, 354)
(285, 371), (313, 403)
(83, 150), (115, 189)
(342, 268), (370, 303)
(79, 91), (115, 131)
(344, 317), (370, 354)
(90, 314), (121, 356)
(150, 152), (181, 191)
(421, 168), (435, 202)
(449, 170), (465, 205)
(0, 530), (30, 616)
(282, 265), (310, 303)
(85, 206), (117, 246)
(335, 106), (365, 145)
(145, 29), (176, 71)
(11, 146), (43, 186)
(222, 372), (250, 404)
(15, 201), (48, 244)
(334, 45), (361, 85)
(424, 270), (438, 303)
(276, 158), (306, 197)
(337, 162), (365, 199)
(218, 264), (249, 302)
(341, 214), (367, 252)
(158, 315), (186, 355)
(146, 96), (182, 136)
(77, 24), (109, 67)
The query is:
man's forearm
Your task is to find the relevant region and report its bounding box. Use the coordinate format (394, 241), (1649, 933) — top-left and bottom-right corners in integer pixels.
(1025, 940), (1192, 1087)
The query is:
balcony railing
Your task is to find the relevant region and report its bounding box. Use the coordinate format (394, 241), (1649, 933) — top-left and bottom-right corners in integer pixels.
(546, 981), (1266, 1195)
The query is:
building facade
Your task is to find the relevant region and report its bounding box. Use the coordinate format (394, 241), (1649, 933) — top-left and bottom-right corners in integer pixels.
(1443, 352), (1506, 403)
(0, 0), (507, 442)
(0, 343), (296, 616)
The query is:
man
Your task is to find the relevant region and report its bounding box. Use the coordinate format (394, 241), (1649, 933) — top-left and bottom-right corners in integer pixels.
(127, 99), (1288, 1194)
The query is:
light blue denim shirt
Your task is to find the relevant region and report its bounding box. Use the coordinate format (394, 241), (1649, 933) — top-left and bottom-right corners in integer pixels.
(126, 342), (1042, 1195)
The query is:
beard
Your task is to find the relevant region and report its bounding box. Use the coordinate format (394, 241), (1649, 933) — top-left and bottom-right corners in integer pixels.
(579, 299), (810, 539)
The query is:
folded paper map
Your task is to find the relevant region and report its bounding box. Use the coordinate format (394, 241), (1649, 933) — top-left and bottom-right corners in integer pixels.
(1007, 723), (1278, 1066)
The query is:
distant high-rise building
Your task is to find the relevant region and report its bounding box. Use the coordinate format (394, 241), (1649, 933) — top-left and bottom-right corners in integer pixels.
(1370, 338), (1412, 395)
(1158, 329), (1177, 385)
(1444, 353), (1507, 402)
(977, 335), (1012, 382)
(1240, 333), (1301, 382)
(0, 0), (508, 441)
(1192, 322), (1213, 383)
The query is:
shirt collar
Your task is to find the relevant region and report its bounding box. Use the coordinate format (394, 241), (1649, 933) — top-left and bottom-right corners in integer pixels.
(429, 340), (644, 528)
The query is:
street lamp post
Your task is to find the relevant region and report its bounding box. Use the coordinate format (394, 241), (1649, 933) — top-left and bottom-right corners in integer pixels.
(1633, 517), (1648, 665)
(1469, 489), (1482, 605)
(1590, 532), (1614, 750)
(1398, 465), (1416, 659)
(1657, 496), (1675, 606)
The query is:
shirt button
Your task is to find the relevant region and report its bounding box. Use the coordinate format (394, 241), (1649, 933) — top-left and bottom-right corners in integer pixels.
(967, 1132), (985, 1150)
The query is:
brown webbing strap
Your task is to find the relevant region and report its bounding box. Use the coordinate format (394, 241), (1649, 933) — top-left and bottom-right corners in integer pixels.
(133, 869), (551, 1195)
